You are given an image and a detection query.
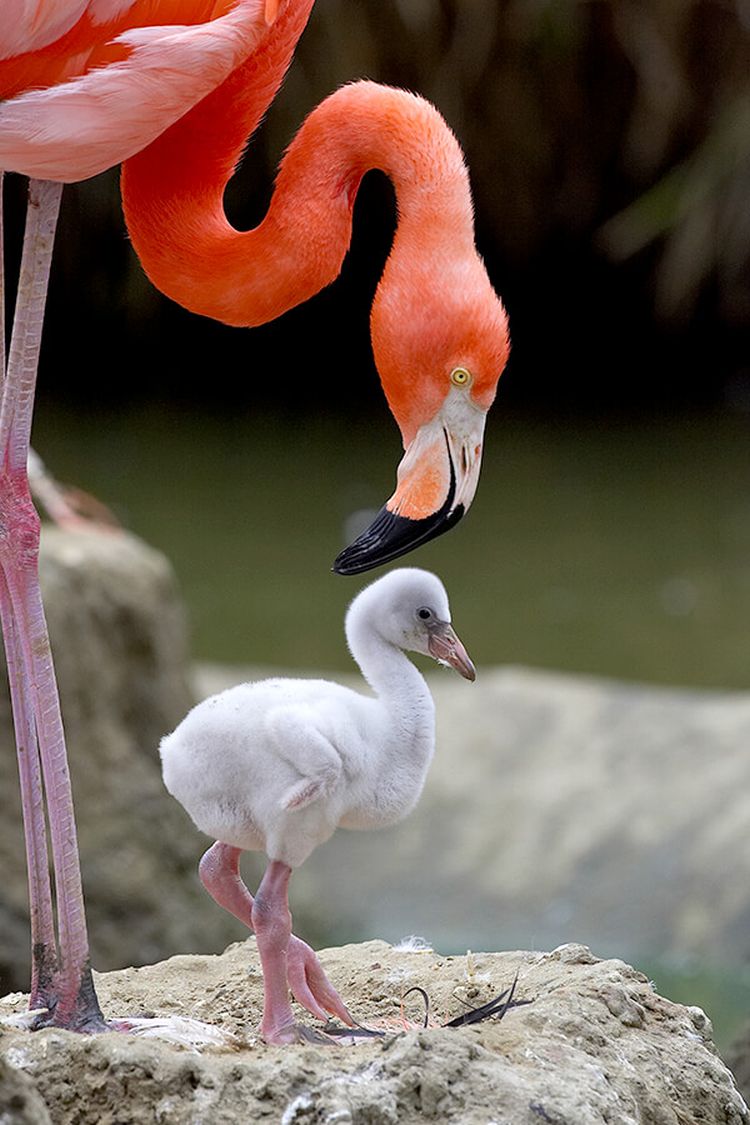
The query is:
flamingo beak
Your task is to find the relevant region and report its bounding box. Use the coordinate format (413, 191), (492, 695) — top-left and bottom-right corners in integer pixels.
(427, 622), (476, 681)
(333, 399), (486, 575)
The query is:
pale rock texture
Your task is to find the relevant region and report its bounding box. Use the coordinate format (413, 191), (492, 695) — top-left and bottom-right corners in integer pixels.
(0, 1055), (51, 1125)
(0, 940), (746, 1124)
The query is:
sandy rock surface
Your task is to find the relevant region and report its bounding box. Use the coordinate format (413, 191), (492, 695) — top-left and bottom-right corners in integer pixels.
(0, 1055), (51, 1124)
(1, 940), (747, 1124)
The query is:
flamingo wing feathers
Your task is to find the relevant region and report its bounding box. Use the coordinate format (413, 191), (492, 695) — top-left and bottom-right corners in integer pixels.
(1, 1), (93, 59)
(0, 0), (272, 181)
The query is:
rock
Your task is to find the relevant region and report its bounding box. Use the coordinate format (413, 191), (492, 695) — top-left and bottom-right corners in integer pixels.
(726, 1025), (750, 1107)
(195, 665), (750, 966)
(0, 529), (242, 996)
(0, 940), (746, 1124)
(0, 1056), (51, 1125)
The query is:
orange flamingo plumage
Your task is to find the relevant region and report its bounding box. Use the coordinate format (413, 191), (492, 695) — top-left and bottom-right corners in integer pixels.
(0, 0), (509, 1034)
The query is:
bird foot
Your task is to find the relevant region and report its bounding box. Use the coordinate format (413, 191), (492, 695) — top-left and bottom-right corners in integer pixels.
(262, 1020), (340, 1046)
(287, 936), (354, 1027)
(0, 1005), (108, 1034)
(322, 1020), (386, 1042)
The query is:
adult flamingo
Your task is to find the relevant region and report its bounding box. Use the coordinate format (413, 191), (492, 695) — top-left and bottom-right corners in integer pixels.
(0, 0), (509, 1033)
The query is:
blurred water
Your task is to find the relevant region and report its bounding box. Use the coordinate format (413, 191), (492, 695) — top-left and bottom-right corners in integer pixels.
(33, 403), (750, 691)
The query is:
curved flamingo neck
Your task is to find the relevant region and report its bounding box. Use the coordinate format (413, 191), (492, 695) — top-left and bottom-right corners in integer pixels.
(122, 69), (475, 327)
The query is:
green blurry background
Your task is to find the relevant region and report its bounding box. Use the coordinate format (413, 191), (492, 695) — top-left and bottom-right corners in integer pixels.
(33, 404), (750, 690)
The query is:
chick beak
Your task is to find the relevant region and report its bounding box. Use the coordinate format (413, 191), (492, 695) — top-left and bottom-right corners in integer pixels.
(427, 622), (476, 681)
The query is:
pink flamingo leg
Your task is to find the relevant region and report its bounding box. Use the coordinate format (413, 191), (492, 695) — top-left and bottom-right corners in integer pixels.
(0, 172), (5, 372)
(0, 571), (56, 1007)
(0, 177), (55, 1010)
(0, 178), (56, 1007)
(0, 178), (104, 1030)
(199, 842), (353, 1029)
(251, 859), (310, 1044)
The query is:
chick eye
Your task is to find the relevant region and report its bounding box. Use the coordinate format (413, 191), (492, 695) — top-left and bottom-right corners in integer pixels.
(417, 607), (432, 621)
(450, 366), (472, 387)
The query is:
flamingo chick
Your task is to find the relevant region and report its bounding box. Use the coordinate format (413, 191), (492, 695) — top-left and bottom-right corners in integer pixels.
(160, 568), (475, 1045)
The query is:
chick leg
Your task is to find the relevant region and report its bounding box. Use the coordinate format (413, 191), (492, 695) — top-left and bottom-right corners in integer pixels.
(199, 842), (352, 1026)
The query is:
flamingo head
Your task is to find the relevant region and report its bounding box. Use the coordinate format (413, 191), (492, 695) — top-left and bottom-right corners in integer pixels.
(333, 254), (510, 575)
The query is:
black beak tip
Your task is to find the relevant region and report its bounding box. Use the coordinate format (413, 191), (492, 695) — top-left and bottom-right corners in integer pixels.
(332, 503), (465, 576)
(332, 553), (370, 577)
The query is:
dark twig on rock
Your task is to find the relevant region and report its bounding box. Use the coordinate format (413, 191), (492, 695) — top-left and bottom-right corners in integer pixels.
(402, 986), (431, 1028)
(322, 973), (530, 1038)
(443, 971), (531, 1027)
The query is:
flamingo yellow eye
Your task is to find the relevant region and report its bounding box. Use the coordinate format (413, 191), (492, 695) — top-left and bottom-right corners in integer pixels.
(450, 366), (472, 387)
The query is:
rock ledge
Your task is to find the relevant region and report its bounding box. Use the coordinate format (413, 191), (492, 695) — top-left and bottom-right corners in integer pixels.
(1, 939), (747, 1124)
